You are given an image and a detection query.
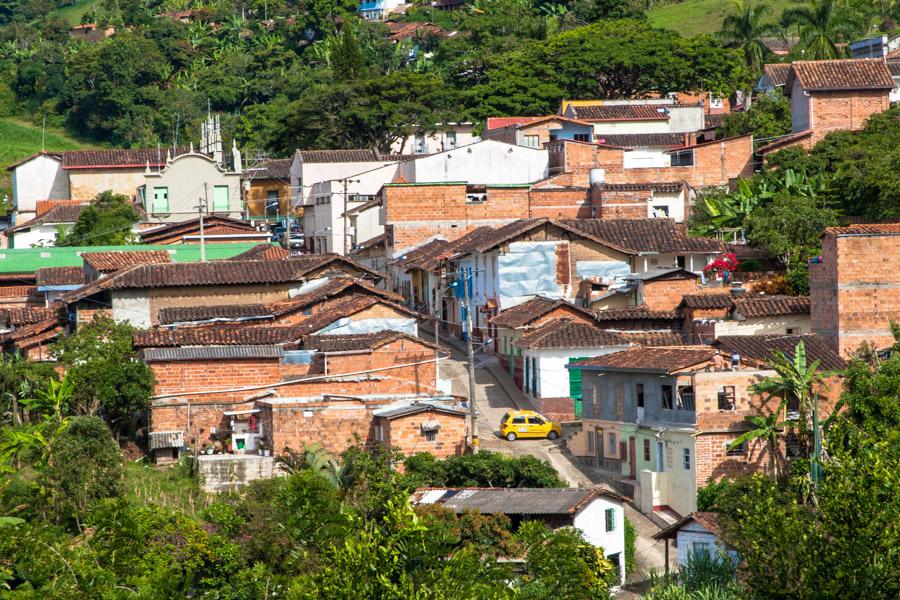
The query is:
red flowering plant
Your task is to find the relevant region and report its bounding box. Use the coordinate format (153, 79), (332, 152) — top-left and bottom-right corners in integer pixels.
(704, 253), (740, 278)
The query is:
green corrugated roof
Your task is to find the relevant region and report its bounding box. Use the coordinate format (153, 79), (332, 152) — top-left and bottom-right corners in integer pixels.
(0, 243), (267, 274)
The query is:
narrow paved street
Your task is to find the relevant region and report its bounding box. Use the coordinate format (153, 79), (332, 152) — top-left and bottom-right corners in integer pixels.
(439, 343), (672, 593)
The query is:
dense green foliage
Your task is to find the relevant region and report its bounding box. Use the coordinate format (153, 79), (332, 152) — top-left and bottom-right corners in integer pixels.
(56, 190), (140, 246)
(403, 449), (565, 488)
(51, 315), (154, 434)
(0, 0), (752, 152)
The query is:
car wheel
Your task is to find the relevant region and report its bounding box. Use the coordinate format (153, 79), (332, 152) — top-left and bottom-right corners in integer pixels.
(548, 431), (559, 440)
(506, 432), (517, 441)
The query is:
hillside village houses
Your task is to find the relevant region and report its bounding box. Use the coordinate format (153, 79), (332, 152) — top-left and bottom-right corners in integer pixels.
(2, 54), (900, 537)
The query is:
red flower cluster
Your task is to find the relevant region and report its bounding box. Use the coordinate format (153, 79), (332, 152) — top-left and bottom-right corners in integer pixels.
(705, 253), (740, 275)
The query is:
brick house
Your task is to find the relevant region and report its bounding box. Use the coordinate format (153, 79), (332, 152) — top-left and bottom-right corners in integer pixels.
(810, 223), (900, 357)
(482, 115), (595, 148)
(140, 328), (454, 459)
(565, 344), (841, 517)
(59, 254), (382, 328)
(680, 293), (811, 344)
(0, 307), (64, 361)
(512, 318), (683, 422)
(372, 403), (468, 459)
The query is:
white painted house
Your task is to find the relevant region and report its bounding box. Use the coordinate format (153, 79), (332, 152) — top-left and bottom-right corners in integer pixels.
(396, 139), (549, 184)
(411, 487), (628, 584)
(654, 512), (738, 570)
(6, 152), (70, 227)
(390, 123), (479, 155)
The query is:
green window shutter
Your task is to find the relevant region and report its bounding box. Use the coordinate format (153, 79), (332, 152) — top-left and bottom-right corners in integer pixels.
(213, 185), (230, 211)
(568, 356), (587, 400)
(503, 336), (507, 353)
(152, 187), (169, 212)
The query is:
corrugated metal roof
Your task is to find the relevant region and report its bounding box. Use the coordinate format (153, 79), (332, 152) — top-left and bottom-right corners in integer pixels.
(141, 345), (286, 361)
(0, 243), (261, 274)
(411, 487), (610, 515)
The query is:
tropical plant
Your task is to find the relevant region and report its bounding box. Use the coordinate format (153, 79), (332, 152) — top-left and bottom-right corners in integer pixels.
(275, 442), (348, 489)
(782, 0), (862, 59)
(719, 0), (781, 73)
(728, 397), (790, 481)
(20, 375), (73, 421)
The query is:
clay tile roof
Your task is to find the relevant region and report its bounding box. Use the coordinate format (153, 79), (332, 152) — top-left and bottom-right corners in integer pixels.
(889, 62), (900, 77)
(594, 305), (682, 321)
(594, 182), (685, 192)
(513, 319), (629, 350)
(63, 255), (379, 302)
(225, 244), (292, 261)
(571, 346), (715, 372)
(1, 318), (63, 346)
(490, 296), (595, 329)
(681, 294), (734, 309)
(133, 324), (306, 348)
(568, 104), (669, 122)
(761, 37), (798, 54)
(0, 307), (61, 327)
(81, 250), (171, 273)
(252, 158), (291, 180)
(351, 233), (387, 255)
(713, 334), (845, 371)
(304, 330), (435, 353)
(731, 295), (809, 318)
(617, 331), (685, 346)
(35, 266), (84, 287)
(157, 303), (273, 325)
(594, 133), (686, 149)
(61, 148), (188, 169)
(7, 204), (88, 232)
(558, 219), (724, 254)
(763, 63), (792, 87)
(823, 223), (900, 236)
(138, 216), (258, 244)
(298, 149), (396, 163)
(789, 59), (894, 91)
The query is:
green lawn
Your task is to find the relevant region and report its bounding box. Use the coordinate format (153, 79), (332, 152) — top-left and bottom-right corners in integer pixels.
(52, 0), (95, 26)
(0, 118), (95, 170)
(648, 0), (794, 37)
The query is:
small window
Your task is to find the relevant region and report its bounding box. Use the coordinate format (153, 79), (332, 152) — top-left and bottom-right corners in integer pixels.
(512, 416), (527, 425)
(527, 416), (545, 425)
(683, 448), (691, 470)
(152, 187), (169, 213)
(661, 385), (674, 410)
(643, 439), (651, 462)
(445, 131), (457, 150)
(523, 135), (540, 148)
(718, 386), (736, 410)
(636, 384), (644, 408)
(671, 149), (694, 167)
(587, 429), (595, 452)
(605, 508), (616, 532)
(607, 432), (616, 454)
(676, 256), (686, 268)
(678, 386), (695, 411)
(692, 541), (712, 556)
(726, 440), (746, 456)
(651, 205), (669, 218)
(424, 430), (437, 442)
(574, 133), (591, 142)
(786, 327), (796, 334)
(374, 424), (384, 442)
(414, 134), (427, 154)
(213, 185), (230, 212)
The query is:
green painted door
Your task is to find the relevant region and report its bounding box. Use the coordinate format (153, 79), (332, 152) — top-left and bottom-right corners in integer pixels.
(569, 356), (587, 418)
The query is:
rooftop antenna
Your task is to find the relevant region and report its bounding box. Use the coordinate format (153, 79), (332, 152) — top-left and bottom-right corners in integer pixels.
(41, 115), (45, 152)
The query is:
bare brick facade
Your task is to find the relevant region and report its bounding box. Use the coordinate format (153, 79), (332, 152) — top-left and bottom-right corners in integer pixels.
(807, 90), (889, 144)
(810, 225), (900, 357)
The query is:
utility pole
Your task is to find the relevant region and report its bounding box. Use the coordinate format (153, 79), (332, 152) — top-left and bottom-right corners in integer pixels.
(197, 184), (208, 262)
(341, 178), (360, 255)
(461, 268), (478, 452)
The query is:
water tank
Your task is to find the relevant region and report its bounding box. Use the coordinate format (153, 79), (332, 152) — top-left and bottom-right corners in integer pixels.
(589, 168), (606, 185)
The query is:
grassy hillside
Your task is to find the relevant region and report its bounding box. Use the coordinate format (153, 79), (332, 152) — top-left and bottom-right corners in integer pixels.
(0, 118), (94, 169)
(648, 0), (794, 37)
(52, 0), (95, 26)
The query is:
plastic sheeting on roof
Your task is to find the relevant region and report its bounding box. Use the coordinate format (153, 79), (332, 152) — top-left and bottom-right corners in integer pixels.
(498, 242), (560, 306)
(575, 260), (631, 286)
(316, 317), (417, 336)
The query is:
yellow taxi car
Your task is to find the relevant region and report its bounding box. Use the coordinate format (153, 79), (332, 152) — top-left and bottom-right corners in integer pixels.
(500, 410), (563, 441)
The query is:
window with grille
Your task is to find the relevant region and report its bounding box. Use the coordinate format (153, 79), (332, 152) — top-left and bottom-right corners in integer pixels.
(726, 440), (746, 456)
(683, 448), (691, 470)
(671, 149), (694, 167)
(574, 133), (591, 142)
(608, 432), (616, 455)
(643, 439), (651, 462)
(424, 430), (437, 442)
(678, 386), (695, 411)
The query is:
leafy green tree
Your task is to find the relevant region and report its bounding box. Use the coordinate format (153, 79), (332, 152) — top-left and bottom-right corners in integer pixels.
(0, 353), (57, 427)
(520, 523), (615, 599)
(746, 191), (838, 268)
(51, 316), (154, 435)
(42, 416), (124, 524)
(57, 191), (140, 246)
(728, 396), (789, 481)
(717, 88), (791, 139)
(719, 0), (780, 74)
(404, 450), (564, 488)
(782, 0), (861, 59)
(332, 24), (365, 80)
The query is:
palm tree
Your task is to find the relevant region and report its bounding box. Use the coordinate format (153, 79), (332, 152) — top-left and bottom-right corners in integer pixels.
(749, 341), (825, 455)
(782, 0), (861, 59)
(719, 1), (782, 74)
(728, 397), (790, 481)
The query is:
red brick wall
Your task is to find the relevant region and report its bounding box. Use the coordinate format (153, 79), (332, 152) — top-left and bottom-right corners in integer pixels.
(810, 90), (889, 143)
(539, 397), (575, 422)
(528, 188), (596, 219)
(596, 188), (652, 220)
(641, 277), (702, 311)
(694, 432), (771, 486)
(811, 231), (900, 357)
(382, 411), (467, 458)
